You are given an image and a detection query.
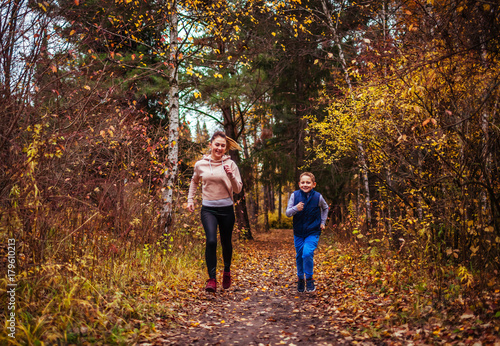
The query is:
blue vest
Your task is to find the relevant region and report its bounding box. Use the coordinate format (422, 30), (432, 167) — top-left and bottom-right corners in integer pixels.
(292, 189), (321, 238)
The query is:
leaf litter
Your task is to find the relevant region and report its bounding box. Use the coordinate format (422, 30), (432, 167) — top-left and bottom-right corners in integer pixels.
(148, 229), (500, 345)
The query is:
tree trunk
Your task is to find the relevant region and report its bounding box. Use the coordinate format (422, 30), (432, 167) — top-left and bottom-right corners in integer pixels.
(278, 182), (282, 227)
(263, 183), (270, 232)
(242, 134), (258, 229)
(162, 0), (179, 233)
(222, 105), (252, 239)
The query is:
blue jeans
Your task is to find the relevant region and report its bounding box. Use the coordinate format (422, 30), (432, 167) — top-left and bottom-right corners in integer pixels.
(294, 234), (320, 280)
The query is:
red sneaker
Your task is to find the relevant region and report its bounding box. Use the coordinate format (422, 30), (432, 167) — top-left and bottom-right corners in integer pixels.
(222, 271), (231, 289)
(205, 278), (217, 292)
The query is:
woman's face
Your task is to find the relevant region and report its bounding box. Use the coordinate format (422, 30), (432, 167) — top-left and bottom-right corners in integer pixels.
(210, 136), (227, 160)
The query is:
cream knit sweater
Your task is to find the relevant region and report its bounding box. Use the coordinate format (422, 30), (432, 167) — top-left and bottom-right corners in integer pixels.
(187, 154), (243, 204)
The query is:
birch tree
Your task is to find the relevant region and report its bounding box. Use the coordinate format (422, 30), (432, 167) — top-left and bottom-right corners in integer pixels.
(162, 0), (179, 232)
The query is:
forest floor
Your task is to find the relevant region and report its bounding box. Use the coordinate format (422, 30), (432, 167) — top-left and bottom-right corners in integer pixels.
(145, 229), (500, 346)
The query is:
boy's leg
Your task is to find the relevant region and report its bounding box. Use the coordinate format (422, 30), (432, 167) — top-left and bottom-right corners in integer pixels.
(303, 234), (320, 280)
(293, 235), (306, 279)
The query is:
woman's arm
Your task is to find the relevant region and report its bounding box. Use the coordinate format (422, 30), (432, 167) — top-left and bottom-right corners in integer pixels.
(226, 161), (243, 194)
(187, 164), (200, 212)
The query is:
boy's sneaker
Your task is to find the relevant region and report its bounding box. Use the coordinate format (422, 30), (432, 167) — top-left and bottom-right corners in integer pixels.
(306, 279), (316, 292)
(205, 278), (217, 292)
(222, 271), (231, 289)
(297, 279), (305, 292)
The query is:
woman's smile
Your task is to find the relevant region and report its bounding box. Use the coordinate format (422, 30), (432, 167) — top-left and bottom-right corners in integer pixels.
(210, 137), (227, 160)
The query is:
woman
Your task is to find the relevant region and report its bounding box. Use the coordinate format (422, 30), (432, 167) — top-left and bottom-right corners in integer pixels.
(187, 131), (243, 292)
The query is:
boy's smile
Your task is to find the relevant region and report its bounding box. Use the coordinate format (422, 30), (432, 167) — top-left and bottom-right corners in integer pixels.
(299, 176), (316, 193)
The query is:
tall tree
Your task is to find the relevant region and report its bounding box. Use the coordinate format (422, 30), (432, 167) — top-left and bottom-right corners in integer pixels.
(162, 0), (180, 232)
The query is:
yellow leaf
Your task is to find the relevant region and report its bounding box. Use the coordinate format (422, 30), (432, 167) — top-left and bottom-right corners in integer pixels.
(51, 65), (57, 73)
(84, 85), (91, 90)
(70, 30), (76, 36)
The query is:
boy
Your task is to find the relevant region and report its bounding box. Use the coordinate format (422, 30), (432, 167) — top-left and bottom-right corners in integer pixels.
(286, 172), (329, 292)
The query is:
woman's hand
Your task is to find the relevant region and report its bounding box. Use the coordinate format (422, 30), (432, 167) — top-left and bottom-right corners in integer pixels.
(223, 164), (234, 178)
(187, 202), (195, 212)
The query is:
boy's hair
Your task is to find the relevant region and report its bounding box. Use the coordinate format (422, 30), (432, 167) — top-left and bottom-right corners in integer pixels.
(299, 172), (316, 183)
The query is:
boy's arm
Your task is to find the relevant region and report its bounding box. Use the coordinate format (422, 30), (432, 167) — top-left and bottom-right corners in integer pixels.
(285, 193), (298, 217)
(319, 195), (329, 226)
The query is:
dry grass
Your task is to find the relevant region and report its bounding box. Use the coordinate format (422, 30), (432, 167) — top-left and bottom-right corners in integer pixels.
(0, 230), (206, 345)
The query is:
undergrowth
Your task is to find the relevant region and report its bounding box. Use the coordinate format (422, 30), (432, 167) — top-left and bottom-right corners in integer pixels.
(318, 229), (500, 342)
(0, 239), (206, 345)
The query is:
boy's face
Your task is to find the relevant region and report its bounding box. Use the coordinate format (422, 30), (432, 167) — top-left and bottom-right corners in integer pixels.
(299, 175), (316, 193)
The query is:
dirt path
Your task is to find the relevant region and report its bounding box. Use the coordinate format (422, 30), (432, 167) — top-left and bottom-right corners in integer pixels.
(156, 229), (344, 346)
(147, 229), (500, 346)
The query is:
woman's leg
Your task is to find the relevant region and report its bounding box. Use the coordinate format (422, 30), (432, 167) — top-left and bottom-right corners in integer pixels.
(217, 206), (235, 272)
(201, 207), (218, 279)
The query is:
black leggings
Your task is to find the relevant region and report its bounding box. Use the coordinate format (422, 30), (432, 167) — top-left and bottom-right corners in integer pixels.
(200, 205), (235, 279)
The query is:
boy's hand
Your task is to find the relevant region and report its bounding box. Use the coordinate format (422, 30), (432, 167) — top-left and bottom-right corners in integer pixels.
(320, 224), (325, 230)
(187, 202), (195, 212)
(296, 202), (304, 211)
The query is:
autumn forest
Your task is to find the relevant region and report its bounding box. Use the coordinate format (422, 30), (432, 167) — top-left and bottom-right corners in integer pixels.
(1, 0), (499, 344)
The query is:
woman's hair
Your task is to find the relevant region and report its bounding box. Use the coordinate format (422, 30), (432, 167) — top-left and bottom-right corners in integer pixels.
(210, 130), (227, 142)
(210, 131), (242, 151)
(299, 172), (316, 183)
